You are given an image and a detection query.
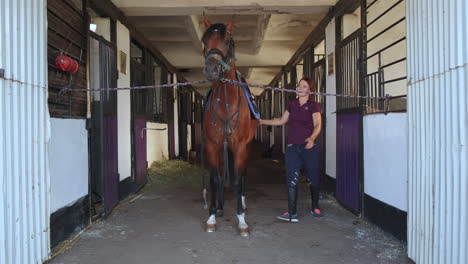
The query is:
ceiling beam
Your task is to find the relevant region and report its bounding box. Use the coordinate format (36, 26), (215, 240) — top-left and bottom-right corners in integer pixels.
(89, 0), (179, 75)
(117, 6), (332, 16)
(250, 14), (271, 55)
(268, 0), (360, 86)
(245, 68), (253, 79)
(184, 16), (203, 53)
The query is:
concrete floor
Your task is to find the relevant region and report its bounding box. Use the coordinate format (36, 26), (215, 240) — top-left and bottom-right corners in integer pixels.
(48, 149), (412, 264)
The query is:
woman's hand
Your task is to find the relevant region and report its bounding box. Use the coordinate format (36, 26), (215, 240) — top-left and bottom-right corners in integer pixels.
(259, 111), (289, 126)
(304, 137), (315, 149)
(259, 118), (278, 126)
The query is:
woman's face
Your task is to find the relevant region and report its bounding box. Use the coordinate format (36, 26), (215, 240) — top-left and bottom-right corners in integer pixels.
(296, 80), (311, 97)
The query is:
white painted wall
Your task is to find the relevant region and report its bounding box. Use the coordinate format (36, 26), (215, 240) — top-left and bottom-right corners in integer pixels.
(173, 73), (180, 157)
(342, 7), (361, 39)
(117, 21), (132, 181)
(363, 113), (407, 211)
(187, 124), (192, 153)
(147, 122), (169, 166)
(325, 18), (337, 179)
(314, 40), (325, 58)
(49, 118), (88, 213)
(93, 17), (111, 42)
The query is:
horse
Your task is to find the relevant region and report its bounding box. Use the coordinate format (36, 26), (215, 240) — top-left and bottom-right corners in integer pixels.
(201, 17), (258, 236)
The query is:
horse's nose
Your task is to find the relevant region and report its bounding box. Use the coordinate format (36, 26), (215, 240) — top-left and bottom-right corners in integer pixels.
(204, 61), (221, 81)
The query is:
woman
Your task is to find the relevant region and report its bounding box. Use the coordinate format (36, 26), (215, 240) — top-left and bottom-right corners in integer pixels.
(259, 77), (322, 222)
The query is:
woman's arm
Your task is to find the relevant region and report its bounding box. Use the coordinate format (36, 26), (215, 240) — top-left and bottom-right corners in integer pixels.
(259, 111), (290, 126)
(304, 112), (322, 149)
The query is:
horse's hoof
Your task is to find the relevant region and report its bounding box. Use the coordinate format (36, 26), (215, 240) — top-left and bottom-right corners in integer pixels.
(206, 223), (216, 233)
(239, 227), (249, 237)
(216, 209), (224, 217)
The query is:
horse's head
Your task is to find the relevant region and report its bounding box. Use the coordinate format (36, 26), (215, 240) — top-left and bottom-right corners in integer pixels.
(201, 17), (236, 81)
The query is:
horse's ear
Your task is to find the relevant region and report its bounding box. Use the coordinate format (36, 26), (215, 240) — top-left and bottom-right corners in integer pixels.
(203, 16), (212, 28)
(226, 16), (235, 33)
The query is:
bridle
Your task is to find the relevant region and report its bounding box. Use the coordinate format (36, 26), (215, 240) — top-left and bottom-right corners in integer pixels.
(203, 29), (236, 77)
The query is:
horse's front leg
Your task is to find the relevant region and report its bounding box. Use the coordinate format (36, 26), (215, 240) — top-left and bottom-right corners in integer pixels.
(233, 145), (249, 237)
(207, 167), (218, 232)
(234, 169), (248, 236)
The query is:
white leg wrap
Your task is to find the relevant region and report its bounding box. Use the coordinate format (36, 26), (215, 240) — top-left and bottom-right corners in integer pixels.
(237, 213), (248, 229)
(207, 214), (216, 225)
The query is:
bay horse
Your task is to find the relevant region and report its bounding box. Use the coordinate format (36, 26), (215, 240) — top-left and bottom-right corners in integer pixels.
(202, 17), (258, 236)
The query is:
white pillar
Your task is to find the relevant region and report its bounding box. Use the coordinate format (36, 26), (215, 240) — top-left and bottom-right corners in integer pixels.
(173, 73), (179, 157)
(407, 0), (468, 263)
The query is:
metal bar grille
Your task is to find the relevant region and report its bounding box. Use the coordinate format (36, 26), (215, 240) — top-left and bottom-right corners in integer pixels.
(312, 59), (326, 105)
(337, 30), (361, 111)
(364, 0), (407, 114)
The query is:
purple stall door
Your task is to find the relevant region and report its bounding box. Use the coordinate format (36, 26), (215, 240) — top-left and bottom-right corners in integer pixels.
(336, 113), (361, 213)
(104, 115), (119, 212)
(134, 118), (147, 190)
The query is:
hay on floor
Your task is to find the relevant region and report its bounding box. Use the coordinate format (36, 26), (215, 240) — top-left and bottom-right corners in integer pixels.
(147, 159), (208, 186)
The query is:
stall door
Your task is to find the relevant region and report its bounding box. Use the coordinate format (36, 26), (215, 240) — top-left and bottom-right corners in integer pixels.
(335, 30), (362, 214)
(130, 60), (148, 191)
(89, 35), (119, 216)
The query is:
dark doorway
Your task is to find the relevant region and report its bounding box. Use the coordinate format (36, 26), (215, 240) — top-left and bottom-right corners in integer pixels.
(130, 41), (148, 191)
(89, 34), (119, 217)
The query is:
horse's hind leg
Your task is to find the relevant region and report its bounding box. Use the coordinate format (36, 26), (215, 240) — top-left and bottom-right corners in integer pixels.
(216, 166), (224, 217)
(241, 168), (247, 210)
(209, 168), (218, 215)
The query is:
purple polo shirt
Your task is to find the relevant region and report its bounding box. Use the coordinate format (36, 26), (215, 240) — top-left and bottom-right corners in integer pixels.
(286, 99), (321, 144)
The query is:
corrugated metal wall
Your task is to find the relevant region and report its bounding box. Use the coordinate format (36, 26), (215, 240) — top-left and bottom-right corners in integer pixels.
(0, 0), (51, 263)
(407, 0), (467, 263)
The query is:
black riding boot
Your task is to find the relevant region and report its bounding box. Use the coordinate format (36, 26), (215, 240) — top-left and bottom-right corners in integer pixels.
(277, 186), (299, 222)
(288, 186), (298, 217)
(310, 185), (323, 217)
